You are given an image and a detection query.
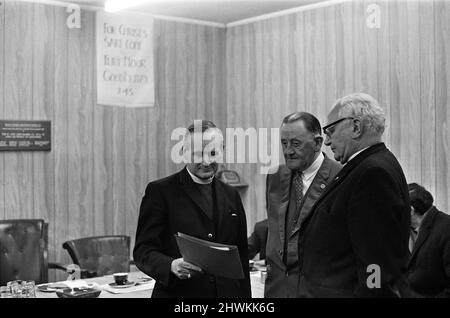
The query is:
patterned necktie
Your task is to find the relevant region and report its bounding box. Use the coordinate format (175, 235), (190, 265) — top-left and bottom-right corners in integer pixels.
(292, 170), (304, 210)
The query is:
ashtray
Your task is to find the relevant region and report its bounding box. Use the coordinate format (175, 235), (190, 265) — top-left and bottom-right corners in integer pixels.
(37, 283), (69, 293)
(55, 287), (102, 298)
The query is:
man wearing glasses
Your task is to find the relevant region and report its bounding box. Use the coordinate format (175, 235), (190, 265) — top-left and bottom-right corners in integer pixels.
(264, 112), (341, 298)
(296, 93), (411, 297)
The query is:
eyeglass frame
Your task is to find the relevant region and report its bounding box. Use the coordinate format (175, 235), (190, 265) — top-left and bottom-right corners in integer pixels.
(322, 117), (355, 137)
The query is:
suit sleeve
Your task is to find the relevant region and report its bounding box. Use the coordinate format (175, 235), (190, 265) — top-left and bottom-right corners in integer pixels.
(133, 182), (174, 287)
(347, 167), (410, 297)
(235, 190), (252, 297)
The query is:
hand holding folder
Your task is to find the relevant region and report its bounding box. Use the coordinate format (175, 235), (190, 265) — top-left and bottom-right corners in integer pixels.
(175, 232), (245, 279)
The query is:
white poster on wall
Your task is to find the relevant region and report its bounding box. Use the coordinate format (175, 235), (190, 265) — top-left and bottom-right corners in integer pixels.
(96, 12), (154, 107)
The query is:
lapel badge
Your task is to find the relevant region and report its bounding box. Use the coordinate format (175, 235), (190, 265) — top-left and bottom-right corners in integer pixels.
(320, 184), (326, 189)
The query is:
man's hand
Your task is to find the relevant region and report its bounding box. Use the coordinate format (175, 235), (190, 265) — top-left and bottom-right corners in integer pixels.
(171, 258), (202, 280)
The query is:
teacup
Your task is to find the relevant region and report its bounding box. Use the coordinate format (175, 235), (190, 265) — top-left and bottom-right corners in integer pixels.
(113, 273), (129, 285)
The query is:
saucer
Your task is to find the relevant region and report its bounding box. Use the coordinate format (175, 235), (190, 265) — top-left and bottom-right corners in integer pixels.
(37, 283), (69, 293)
(108, 281), (135, 288)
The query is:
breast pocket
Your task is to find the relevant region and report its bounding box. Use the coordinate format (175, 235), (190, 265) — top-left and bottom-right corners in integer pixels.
(226, 208), (240, 226)
(221, 208), (240, 240)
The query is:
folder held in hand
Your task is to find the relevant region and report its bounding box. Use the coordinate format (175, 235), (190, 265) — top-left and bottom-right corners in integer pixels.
(175, 232), (245, 279)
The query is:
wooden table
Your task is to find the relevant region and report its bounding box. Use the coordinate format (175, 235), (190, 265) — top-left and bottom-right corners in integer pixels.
(36, 270), (265, 298)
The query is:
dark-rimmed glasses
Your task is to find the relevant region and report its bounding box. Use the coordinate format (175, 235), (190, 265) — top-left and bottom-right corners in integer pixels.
(322, 117), (354, 136)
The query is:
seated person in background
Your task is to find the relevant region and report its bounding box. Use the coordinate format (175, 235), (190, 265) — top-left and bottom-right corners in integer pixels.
(248, 219), (268, 260)
(407, 183), (450, 298)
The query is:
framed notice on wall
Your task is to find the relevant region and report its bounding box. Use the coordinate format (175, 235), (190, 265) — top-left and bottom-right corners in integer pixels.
(96, 11), (155, 107)
(0, 120), (51, 151)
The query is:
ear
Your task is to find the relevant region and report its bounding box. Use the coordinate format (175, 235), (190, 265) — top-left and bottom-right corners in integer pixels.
(314, 135), (323, 151)
(352, 119), (363, 138)
(181, 145), (193, 163)
(181, 145), (189, 156)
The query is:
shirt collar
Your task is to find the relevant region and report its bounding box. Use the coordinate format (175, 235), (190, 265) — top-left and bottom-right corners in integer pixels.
(303, 152), (324, 181)
(346, 146), (371, 165)
(186, 166), (214, 184)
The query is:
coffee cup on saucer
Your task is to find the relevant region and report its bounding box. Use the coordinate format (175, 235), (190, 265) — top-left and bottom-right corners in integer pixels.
(113, 273), (129, 285)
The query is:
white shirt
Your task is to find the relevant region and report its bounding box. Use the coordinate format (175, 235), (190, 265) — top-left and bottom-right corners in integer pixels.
(346, 146), (371, 164)
(300, 152), (324, 195)
(186, 166), (214, 184)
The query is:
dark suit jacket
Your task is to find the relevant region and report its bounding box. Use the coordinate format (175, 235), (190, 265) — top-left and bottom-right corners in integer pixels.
(133, 167), (251, 298)
(248, 219), (268, 260)
(407, 206), (450, 297)
(264, 154), (341, 298)
(297, 143), (411, 298)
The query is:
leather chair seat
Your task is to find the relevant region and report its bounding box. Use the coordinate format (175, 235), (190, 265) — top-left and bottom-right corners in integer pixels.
(0, 219), (48, 285)
(62, 236), (131, 277)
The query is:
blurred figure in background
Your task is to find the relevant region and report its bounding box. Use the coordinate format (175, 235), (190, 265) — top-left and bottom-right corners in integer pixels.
(248, 219), (268, 260)
(407, 183), (450, 298)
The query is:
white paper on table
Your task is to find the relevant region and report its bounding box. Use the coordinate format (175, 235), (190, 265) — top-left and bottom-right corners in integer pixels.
(62, 280), (91, 288)
(99, 280), (155, 294)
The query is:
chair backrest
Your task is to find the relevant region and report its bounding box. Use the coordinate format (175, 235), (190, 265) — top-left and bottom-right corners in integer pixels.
(62, 235), (130, 277)
(0, 219), (48, 285)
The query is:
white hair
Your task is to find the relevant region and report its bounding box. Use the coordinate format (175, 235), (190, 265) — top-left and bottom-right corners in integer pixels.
(334, 93), (386, 136)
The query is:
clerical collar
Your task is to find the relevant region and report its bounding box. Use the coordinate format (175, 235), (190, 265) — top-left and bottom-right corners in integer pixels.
(186, 167), (214, 184)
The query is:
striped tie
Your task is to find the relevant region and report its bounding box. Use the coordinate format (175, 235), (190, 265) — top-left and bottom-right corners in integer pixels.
(293, 170), (304, 210)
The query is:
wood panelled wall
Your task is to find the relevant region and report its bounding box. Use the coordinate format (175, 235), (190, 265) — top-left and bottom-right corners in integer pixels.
(0, 1), (226, 281)
(226, 0), (450, 227)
